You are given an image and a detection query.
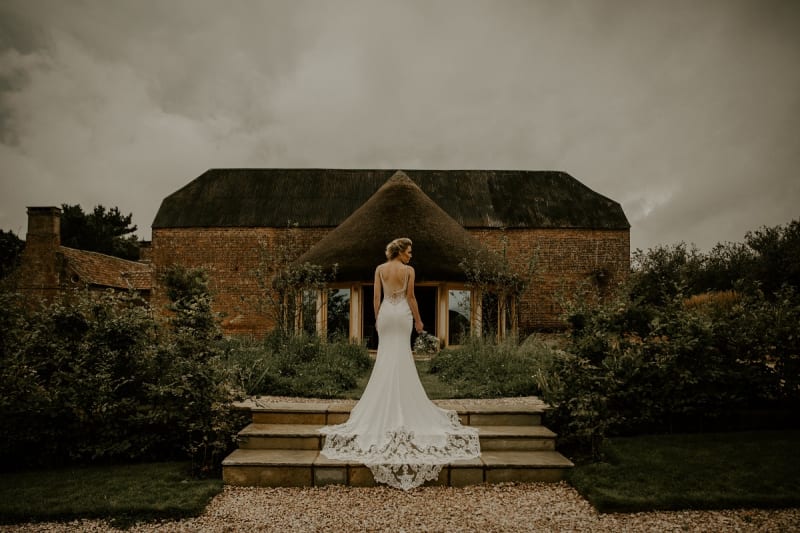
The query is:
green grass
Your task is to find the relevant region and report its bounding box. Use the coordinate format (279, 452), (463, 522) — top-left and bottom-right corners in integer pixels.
(338, 359), (462, 400)
(569, 430), (800, 513)
(426, 336), (554, 398)
(417, 359), (464, 399)
(0, 462), (222, 527)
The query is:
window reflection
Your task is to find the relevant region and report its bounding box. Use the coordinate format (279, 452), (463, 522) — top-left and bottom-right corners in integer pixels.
(481, 292), (499, 338)
(327, 288), (350, 340)
(448, 289), (470, 345)
(301, 290), (316, 334)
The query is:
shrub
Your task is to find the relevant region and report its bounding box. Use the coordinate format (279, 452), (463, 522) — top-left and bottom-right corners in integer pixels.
(221, 331), (373, 399)
(0, 266), (248, 475)
(151, 266), (245, 476)
(429, 335), (556, 398)
(538, 283), (789, 460)
(0, 289), (163, 467)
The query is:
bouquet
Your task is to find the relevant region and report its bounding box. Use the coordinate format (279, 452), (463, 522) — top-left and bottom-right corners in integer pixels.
(413, 330), (440, 355)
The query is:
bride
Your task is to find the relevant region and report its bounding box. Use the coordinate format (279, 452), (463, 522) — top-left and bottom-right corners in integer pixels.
(319, 238), (480, 490)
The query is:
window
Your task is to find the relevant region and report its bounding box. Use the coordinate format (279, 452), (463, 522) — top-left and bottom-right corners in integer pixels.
(327, 288), (350, 340)
(300, 289), (317, 334)
(481, 292), (499, 338)
(448, 289), (471, 345)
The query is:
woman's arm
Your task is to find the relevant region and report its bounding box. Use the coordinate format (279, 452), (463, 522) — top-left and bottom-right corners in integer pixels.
(405, 267), (424, 333)
(373, 266), (382, 318)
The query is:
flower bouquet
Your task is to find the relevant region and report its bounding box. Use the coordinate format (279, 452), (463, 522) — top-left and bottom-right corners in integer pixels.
(413, 330), (441, 355)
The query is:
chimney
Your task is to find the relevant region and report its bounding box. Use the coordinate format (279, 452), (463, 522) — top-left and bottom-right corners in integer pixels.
(19, 206), (62, 294)
(25, 206), (62, 250)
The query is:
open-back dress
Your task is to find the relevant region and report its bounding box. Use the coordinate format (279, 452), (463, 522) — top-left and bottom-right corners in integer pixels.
(318, 265), (480, 490)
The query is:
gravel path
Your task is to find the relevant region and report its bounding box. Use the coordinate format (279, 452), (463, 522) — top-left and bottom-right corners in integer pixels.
(4, 482), (799, 532)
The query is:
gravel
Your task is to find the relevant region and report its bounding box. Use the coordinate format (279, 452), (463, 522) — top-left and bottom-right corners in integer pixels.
(3, 482), (798, 532)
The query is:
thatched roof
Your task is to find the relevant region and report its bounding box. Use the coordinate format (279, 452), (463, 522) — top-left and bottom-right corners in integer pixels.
(59, 247), (153, 290)
(153, 169), (629, 230)
(292, 171), (506, 282)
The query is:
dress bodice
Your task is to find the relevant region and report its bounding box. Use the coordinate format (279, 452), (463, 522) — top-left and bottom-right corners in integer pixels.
(380, 266), (409, 304)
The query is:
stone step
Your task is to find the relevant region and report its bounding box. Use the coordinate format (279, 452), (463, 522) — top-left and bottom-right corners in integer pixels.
(237, 424), (557, 452)
(240, 399), (546, 427)
(222, 449), (574, 488)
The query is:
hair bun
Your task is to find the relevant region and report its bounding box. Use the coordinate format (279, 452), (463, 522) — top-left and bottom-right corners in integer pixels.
(385, 237), (412, 260)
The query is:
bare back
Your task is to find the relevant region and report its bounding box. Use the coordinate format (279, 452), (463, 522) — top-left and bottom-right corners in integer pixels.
(378, 262), (410, 303)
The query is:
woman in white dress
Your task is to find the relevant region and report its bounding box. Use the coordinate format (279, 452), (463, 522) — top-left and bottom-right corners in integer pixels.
(319, 238), (480, 490)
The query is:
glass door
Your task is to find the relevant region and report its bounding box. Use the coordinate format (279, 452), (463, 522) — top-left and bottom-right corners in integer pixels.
(362, 284), (438, 350)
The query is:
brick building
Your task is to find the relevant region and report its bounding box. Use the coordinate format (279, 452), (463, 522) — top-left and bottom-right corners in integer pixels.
(151, 169), (630, 346)
(15, 207), (153, 302)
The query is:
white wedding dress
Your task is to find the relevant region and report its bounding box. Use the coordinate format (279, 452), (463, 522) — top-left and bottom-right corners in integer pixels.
(319, 267), (480, 490)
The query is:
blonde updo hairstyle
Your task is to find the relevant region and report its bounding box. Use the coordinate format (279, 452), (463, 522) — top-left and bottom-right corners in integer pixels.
(385, 237), (412, 260)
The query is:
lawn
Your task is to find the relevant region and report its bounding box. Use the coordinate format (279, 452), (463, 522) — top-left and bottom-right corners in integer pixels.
(339, 359), (462, 400)
(0, 462), (222, 527)
(569, 430), (800, 513)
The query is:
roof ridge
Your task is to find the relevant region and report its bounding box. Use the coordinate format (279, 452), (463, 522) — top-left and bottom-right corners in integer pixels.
(59, 246), (151, 269)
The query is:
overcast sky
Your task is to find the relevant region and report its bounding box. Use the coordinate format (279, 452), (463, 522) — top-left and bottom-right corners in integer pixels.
(1, 0), (798, 252)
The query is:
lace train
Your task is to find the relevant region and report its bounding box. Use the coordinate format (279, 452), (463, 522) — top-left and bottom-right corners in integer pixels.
(320, 416), (480, 490)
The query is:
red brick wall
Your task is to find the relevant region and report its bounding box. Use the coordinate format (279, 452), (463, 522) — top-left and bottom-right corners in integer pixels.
(151, 227), (332, 335)
(153, 226), (629, 336)
(468, 228), (630, 331)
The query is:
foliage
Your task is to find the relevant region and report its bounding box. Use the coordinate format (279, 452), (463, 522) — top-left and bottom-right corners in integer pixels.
(252, 222), (338, 337)
(153, 265), (246, 475)
(629, 242), (707, 306)
(220, 332), (372, 398)
(60, 203), (140, 260)
(541, 273), (797, 460)
(534, 347), (619, 460)
(0, 266), (246, 475)
(745, 219), (800, 295)
(459, 230), (538, 338)
(723, 285), (800, 403)
(0, 229), (24, 279)
(629, 218), (800, 304)
(0, 289), (163, 467)
(546, 218), (800, 459)
(429, 335), (555, 398)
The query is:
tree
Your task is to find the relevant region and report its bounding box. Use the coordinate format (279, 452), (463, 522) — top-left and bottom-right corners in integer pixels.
(0, 229), (25, 279)
(745, 219), (800, 295)
(60, 204), (140, 260)
(629, 243), (705, 306)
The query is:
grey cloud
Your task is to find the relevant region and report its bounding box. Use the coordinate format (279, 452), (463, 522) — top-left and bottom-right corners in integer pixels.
(0, 0), (798, 252)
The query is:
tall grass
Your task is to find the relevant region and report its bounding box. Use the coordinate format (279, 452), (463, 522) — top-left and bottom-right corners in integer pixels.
(220, 333), (373, 398)
(428, 334), (559, 398)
